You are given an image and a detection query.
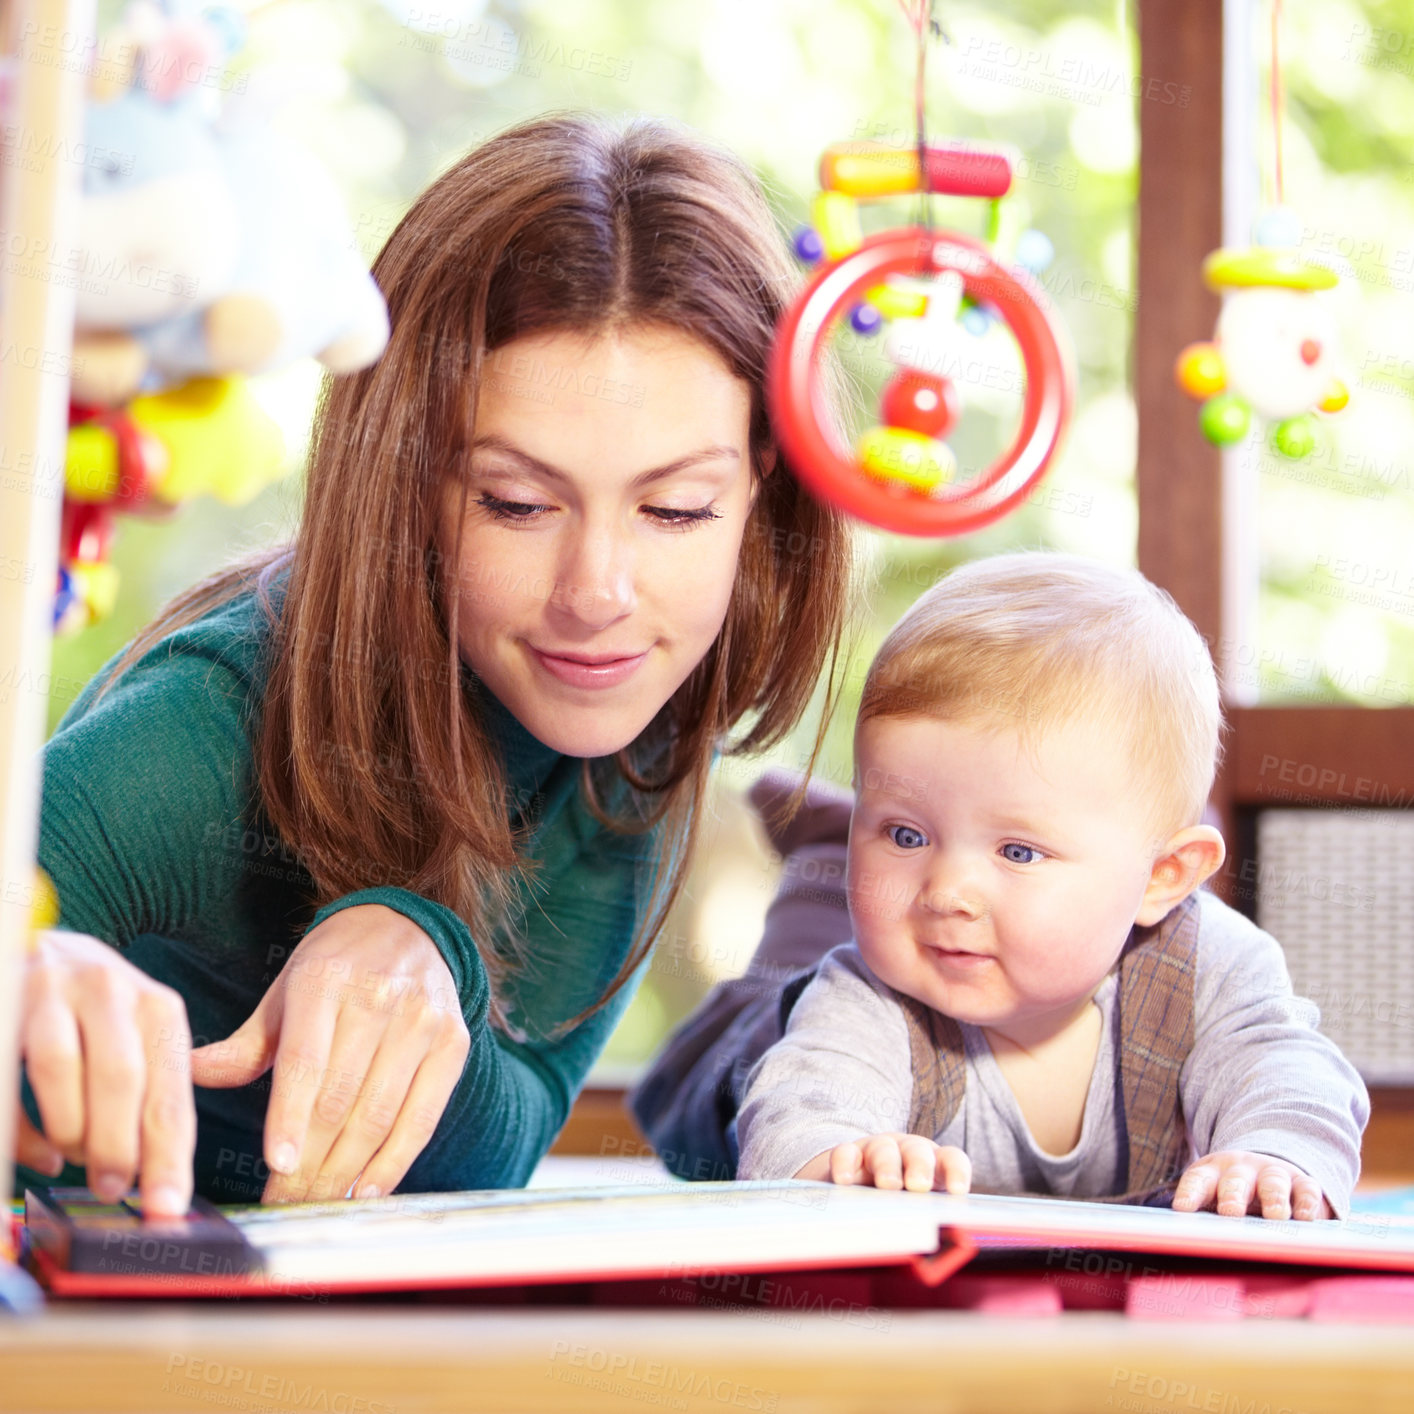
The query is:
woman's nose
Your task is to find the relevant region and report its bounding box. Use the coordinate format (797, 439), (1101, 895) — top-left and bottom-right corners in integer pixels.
(551, 526), (636, 630)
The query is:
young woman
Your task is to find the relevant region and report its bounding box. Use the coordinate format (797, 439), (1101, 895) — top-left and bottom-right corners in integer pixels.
(16, 112), (853, 1215)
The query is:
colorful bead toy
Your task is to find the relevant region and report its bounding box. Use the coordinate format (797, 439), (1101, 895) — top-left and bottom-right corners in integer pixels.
(1173, 7), (1347, 460)
(1175, 241), (1346, 458)
(769, 140), (1075, 537)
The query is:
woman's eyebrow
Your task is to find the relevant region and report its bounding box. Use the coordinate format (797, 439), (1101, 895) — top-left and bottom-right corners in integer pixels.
(468, 435), (742, 489)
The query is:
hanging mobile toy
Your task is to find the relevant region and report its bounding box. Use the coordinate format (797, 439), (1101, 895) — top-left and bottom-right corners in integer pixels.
(768, 2), (1075, 537)
(1174, 0), (1347, 460)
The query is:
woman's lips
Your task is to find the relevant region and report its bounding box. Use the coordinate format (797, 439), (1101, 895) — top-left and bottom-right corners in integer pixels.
(530, 647), (649, 689)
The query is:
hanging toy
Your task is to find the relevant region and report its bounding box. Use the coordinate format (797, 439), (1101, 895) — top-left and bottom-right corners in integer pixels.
(44, 1), (387, 632)
(1173, 0), (1346, 461)
(767, 4), (1074, 537)
(1175, 236), (1345, 459)
(57, 377), (286, 632)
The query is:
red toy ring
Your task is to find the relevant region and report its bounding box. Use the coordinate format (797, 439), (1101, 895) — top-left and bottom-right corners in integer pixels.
(769, 226), (1075, 537)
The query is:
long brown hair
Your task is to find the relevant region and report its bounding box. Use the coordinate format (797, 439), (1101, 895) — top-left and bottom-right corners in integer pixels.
(97, 112), (856, 1030)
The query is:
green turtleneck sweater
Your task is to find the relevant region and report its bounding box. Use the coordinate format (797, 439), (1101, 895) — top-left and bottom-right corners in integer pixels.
(18, 574), (660, 1203)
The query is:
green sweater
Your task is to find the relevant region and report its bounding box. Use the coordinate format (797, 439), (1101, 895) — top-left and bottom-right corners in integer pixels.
(19, 572), (660, 1202)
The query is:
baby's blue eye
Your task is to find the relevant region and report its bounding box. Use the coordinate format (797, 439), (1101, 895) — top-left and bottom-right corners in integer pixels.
(1001, 843), (1041, 864)
(887, 825), (928, 850)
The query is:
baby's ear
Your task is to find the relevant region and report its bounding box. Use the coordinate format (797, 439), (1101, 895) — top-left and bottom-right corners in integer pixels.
(1134, 825), (1226, 927)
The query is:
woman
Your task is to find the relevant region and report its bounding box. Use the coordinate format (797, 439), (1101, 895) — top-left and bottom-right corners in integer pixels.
(16, 112), (853, 1214)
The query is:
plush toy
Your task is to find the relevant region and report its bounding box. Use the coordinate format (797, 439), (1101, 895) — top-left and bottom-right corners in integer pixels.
(71, 85), (390, 406)
(44, 1), (389, 632)
(1175, 244), (1348, 459)
(57, 376), (286, 631)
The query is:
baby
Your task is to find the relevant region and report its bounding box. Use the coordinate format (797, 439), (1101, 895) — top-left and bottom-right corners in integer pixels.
(735, 552), (1369, 1219)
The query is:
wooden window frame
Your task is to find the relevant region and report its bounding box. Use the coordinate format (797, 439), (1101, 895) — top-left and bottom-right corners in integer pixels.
(1136, 0), (1413, 1176)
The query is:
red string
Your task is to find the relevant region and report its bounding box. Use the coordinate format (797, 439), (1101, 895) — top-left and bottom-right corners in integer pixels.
(1270, 0), (1284, 206)
(895, 1), (934, 226)
(895, 1), (929, 37)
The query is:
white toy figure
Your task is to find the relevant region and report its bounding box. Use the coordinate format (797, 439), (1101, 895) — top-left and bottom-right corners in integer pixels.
(1175, 246), (1347, 460)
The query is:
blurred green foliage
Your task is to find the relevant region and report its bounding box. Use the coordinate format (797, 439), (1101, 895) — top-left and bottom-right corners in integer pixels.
(61, 0), (1413, 1071)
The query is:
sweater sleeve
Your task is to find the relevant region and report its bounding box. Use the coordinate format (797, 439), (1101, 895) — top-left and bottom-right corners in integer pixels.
(38, 625), (653, 1194)
(309, 788), (662, 1192)
(37, 646), (257, 949)
(1181, 891), (1370, 1217)
(736, 944), (913, 1180)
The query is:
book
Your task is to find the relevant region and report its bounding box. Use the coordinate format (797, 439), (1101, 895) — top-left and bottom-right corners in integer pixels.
(22, 1177), (1414, 1301)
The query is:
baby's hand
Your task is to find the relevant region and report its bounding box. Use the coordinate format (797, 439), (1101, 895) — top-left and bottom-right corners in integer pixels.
(795, 1133), (971, 1194)
(1172, 1151), (1332, 1220)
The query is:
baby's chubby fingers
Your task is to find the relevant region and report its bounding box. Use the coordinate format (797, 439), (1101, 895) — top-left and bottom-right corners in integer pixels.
(859, 1134), (907, 1190)
(1291, 1174), (1332, 1222)
(827, 1140), (867, 1186)
(1255, 1165), (1295, 1221)
(1248, 1159), (1330, 1221)
(897, 1137), (937, 1192)
(1173, 1151), (1328, 1220)
(1171, 1158), (1221, 1213)
(1214, 1160), (1259, 1216)
(932, 1143), (971, 1196)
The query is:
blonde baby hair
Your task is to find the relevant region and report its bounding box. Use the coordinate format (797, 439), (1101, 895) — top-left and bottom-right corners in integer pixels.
(858, 551), (1225, 843)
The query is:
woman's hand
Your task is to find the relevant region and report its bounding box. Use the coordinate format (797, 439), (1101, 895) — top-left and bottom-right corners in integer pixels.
(795, 1133), (972, 1194)
(190, 904), (470, 1204)
(17, 930), (197, 1217)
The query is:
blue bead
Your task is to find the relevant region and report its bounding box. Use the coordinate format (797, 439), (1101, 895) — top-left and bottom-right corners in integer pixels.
(961, 306), (992, 336)
(1015, 229), (1054, 273)
(53, 567), (74, 629)
(849, 302), (882, 335)
(792, 227), (825, 264)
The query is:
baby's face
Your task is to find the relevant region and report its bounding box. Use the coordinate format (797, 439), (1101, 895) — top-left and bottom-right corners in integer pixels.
(847, 713), (1164, 1048)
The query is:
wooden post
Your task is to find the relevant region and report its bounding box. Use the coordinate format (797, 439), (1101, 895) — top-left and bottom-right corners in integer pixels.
(1134, 0), (1238, 896)
(0, 0), (93, 1239)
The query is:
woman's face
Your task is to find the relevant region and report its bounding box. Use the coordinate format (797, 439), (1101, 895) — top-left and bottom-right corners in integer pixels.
(440, 324), (760, 758)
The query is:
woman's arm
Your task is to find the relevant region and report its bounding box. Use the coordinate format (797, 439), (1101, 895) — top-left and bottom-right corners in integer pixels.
(24, 643), (261, 1212)
(362, 790), (662, 1192)
(190, 762), (667, 1198)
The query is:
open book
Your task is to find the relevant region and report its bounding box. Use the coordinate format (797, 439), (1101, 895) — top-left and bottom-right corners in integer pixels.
(22, 1176), (1414, 1300)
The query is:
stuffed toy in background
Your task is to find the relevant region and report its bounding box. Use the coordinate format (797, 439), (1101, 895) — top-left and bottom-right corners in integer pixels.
(72, 82), (390, 405)
(33, 0), (392, 630)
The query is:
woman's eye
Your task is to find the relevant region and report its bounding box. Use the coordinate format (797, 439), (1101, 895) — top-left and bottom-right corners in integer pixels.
(477, 492), (550, 521)
(642, 505), (722, 527)
(1000, 843), (1042, 865)
(887, 825), (928, 850)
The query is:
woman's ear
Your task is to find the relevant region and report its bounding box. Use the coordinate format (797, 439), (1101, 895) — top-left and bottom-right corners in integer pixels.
(1134, 825), (1227, 927)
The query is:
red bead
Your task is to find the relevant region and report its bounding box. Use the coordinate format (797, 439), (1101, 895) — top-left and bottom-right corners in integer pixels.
(881, 370), (959, 439)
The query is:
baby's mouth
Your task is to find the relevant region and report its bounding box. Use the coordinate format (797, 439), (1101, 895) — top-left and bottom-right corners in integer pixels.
(920, 940), (995, 967)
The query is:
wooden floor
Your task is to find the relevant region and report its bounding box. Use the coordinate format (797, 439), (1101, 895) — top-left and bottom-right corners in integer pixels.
(3, 1304), (1413, 1414)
